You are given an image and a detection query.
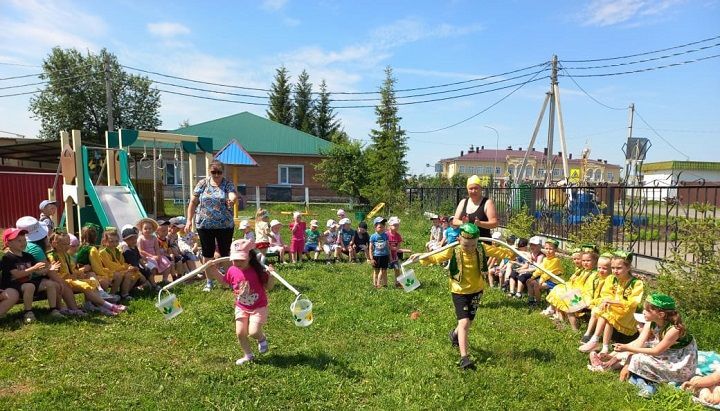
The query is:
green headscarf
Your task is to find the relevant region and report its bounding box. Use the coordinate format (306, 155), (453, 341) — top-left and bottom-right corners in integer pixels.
(646, 292), (676, 310)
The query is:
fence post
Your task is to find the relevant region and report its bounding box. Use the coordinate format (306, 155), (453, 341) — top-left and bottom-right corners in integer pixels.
(456, 188), (461, 207)
(605, 186), (615, 245)
(255, 186), (260, 210)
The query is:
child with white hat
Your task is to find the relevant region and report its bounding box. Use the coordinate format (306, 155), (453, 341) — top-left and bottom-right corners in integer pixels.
(268, 220), (288, 263)
(322, 219), (339, 264)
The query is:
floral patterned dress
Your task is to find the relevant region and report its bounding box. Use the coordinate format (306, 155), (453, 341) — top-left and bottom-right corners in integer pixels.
(628, 322), (698, 383)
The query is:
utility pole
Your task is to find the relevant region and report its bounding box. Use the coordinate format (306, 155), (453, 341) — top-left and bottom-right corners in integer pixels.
(104, 54), (114, 133)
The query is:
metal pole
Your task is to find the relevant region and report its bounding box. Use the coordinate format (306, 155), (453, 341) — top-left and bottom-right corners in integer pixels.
(104, 54), (114, 133)
(485, 125), (500, 180)
(180, 146), (186, 211)
(516, 93), (550, 181)
(153, 143), (157, 217)
(553, 83), (570, 182)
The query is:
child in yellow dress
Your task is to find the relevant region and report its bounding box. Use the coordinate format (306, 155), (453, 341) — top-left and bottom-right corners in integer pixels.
(47, 231), (126, 316)
(93, 230), (140, 302)
(546, 244), (597, 329)
(579, 251), (644, 354)
(580, 252), (613, 343)
(408, 223), (513, 370)
(526, 239), (564, 309)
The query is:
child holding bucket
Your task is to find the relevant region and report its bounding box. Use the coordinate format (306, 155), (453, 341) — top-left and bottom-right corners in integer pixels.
(219, 239), (275, 365)
(408, 223), (513, 370)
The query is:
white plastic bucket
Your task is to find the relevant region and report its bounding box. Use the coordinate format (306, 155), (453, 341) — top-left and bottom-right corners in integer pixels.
(156, 291), (184, 320)
(398, 266), (421, 292)
(290, 294), (313, 327)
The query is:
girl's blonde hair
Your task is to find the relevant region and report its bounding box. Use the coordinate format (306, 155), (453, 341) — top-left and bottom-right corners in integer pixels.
(48, 231), (69, 250)
(597, 256), (611, 267)
(101, 230), (119, 246)
(255, 208), (268, 219)
(581, 251), (599, 268)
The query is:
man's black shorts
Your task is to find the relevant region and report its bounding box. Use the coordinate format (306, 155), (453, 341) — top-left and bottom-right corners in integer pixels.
(452, 291), (483, 321)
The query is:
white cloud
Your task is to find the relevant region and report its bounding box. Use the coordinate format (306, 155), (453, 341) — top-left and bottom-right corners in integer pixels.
(261, 0), (288, 11)
(580, 0), (685, 26)
(0, 0), (105, 57)
(147, 22), (191, 38)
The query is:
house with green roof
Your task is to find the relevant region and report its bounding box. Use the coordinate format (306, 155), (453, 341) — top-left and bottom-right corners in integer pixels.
(130, 112), (336, 203)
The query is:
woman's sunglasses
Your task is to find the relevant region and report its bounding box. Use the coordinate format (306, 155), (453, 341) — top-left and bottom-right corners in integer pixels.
(210, 170), (223, 175)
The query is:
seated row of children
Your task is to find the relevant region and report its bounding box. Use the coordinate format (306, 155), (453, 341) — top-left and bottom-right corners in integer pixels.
(0, 214), (201, 323)
(480, 232), (709, 400)
(244, 208), (385, 264)
(425, 215), (461, 251)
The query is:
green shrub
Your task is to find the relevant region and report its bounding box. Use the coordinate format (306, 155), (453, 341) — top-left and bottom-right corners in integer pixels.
(657, 203), (720, 312)
(568, 204), (612, 252)
(505, 205), (534, 239)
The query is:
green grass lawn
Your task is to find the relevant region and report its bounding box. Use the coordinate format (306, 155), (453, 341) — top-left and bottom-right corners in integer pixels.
(2, 205), (718, 410)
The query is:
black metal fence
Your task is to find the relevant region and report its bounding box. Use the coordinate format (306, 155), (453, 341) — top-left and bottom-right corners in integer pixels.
(407, 182), (720, 262)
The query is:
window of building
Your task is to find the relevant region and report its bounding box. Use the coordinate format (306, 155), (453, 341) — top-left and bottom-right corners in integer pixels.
(495, 167), (501, 175)
(607, 172), (614, 181)
(278, 165), (304, 185)
(508, 166), (515, 176)
(553, 168), (561, 176)
(594, 170), (602, 181)
(538, 168), (545, 176)
(165, 163), (182, 186)
(484, 167), (494, 175)
(459, 165), (466, 173)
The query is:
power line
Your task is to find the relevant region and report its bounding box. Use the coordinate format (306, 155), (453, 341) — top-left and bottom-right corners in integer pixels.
(634, 110), (690, 161)
(406, 67), (548, 134)
(559, 53), (720, 78)
(0, 72), (43, 81)
(563, 34), (720, 63)
(0, 72), (97, 90)
(122, 61), (550, 96)
(561, 42), (720, 70)
(148, 67), (549, 103)
(0, 61), (41, 68)
(559, 64), (626, 111)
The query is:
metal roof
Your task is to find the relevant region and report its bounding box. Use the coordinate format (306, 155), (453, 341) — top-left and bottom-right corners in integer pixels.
(214, 139), (258, 166)
(642, 161), (720, 172)
(0, 138), (100, 164)
(170, 112), (331, 156)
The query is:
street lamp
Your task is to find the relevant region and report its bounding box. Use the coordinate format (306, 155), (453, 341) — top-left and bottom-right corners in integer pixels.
(484, 125), (499, 180)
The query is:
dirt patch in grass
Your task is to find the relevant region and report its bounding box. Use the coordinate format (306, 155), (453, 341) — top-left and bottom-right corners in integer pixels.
(0, 381), (36, 397)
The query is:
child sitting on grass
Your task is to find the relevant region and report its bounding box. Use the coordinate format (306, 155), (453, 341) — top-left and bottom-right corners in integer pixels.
(48, 231), (125, 316)
(219, 239), (275, 366)
(579, 251), (644, 354)
(157, 220), (184, 280)
(268, 220), (288, 264)
(239, 220), (255, 242)
(408, 223), (514, 370)
(336, 218), (356, 262)
(580, 252), (613, 343)
(505, 238), (529, 298)
(254, 209), (271, 255)
(546, 245), (597, 329)
(440, 217), (460, 247)
(526, 239), (563, 309)
(350, 221), (370, 262)
(613, 293), (697, 398)
(322, 219), (340, 264)
(1, 228), (64, 322)
(303, 220), (321, 261)
(425, 215), (442, 251)
(120, 226), (154, 290)
(137, 218), (174, 285)
(76, 224), (117, 302)
(169, 217), (198, 274)
(97, 229), (141, 301)
(683, 369), (720, 405)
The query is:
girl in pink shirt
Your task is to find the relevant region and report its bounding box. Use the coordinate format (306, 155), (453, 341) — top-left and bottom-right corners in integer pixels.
(222, 239), (276, 365)
(289, 211), (306, 263)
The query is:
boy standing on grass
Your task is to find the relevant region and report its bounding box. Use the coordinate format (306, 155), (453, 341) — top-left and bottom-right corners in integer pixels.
(368, 217), (390, 288)
(409, 223), (513, 370)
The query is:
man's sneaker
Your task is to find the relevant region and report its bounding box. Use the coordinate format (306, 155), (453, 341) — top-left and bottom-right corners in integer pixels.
(448, 330), (459, 347)
(235, 354), (254, 365)
(578, 340), (601, 353)
(83, 301), (100, 312)
(458, 356), (476, 370)
(258, 339), (269, 354)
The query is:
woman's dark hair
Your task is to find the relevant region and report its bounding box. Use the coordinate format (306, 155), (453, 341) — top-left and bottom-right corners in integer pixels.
(209, 160), (224, 172)
(248, 249), (269, 286)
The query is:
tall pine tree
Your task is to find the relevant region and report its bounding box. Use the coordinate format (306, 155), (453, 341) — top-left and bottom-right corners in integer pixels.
(362, 66), (408, 206)
(292, 70), (315, 134)
(314, 79), (340, 141)
(266, 66), (293, 126)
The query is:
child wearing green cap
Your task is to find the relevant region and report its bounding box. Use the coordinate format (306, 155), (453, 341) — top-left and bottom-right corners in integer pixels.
(613, 292), (697, 398)
(408, 223), (513, 370)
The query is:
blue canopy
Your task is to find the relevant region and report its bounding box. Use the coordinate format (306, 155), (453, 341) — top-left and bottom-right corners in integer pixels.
(214, 139), (258, 166)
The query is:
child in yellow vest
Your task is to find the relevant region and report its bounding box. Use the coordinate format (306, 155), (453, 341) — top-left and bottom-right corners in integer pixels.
(580, 252), (613, 343)
(408, 223), (513, 370)
(546, 244), (598, 329)
(95, 230), (140, 302)
(526, 239), (564, 309)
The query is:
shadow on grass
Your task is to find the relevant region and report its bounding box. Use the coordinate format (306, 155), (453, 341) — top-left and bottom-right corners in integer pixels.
(263, 352), (362, 380)
(481, 298), (532, 310)
(518, 348), (556, 362)
(0, 312), (111, 331)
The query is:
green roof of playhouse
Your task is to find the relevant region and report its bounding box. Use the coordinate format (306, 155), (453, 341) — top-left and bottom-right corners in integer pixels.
(170, 112), (331, 156)
(642, 161), (720, 172)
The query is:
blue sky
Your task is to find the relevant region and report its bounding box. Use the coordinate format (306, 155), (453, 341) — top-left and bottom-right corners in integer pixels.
(1, 0), (719, 175)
